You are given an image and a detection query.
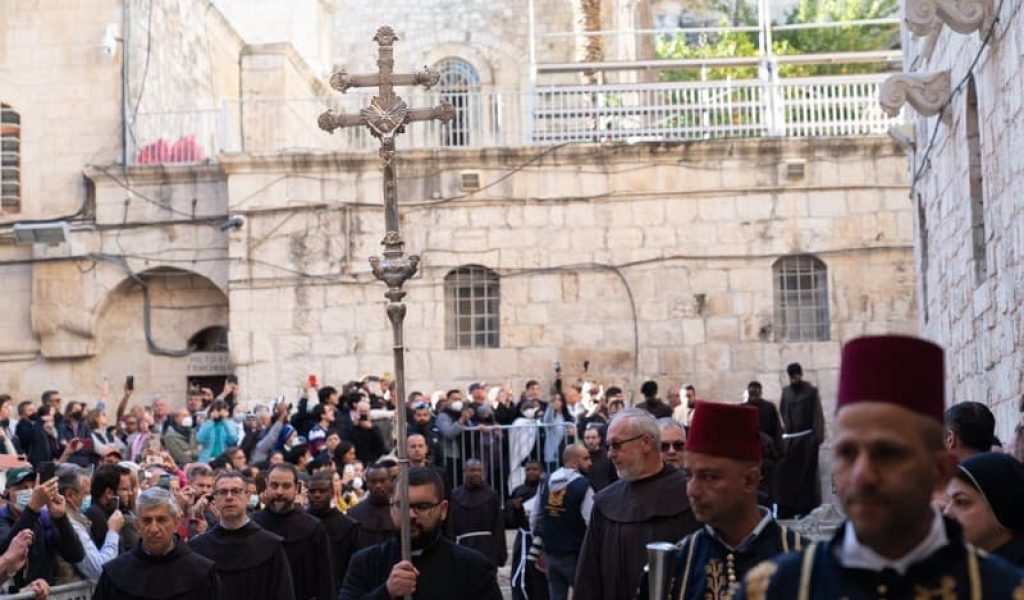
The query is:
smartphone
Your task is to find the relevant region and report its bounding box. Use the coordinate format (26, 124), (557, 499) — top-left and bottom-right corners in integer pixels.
(110, 497), (120, 511)
(583, 360), (590, 371)
(226, 374), (238, 385)
(146, 454), (163, 466)
(157, 474), (170, 489)
(554, 361), (561, 372)
(39, 461), (57, 482)
(308, 374), (318, 388)
(125, 375), (134, 391)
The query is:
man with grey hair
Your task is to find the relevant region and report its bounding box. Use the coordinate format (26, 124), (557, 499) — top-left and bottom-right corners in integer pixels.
(93, 487), (220, 599)
(56, 464), (121, 582)
(573, 408), (698, 600)
(657, 417), (686, 470)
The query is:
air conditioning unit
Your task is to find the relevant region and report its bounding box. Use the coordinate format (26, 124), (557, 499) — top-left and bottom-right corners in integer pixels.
(13, 221), (70, 245)
(460, 172), (481, 192)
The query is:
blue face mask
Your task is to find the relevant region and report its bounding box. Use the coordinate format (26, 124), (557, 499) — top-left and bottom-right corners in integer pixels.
(247, 494), (260, 509)
(80, 496), (92, 513)
(13, 490), (31, 511)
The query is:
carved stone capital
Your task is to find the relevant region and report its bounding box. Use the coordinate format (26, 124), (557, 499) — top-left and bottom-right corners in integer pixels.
(880, 70), (951, 120)
(904, 0), (994, 37)
(374, 26), (398, 47)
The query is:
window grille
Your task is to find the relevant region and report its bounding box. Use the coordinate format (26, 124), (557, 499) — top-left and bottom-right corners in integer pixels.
(435, 58), (481, 147)
(1, 103), (20, 213)
(445, 265), (500, 349)
(773, 254), (830, 341)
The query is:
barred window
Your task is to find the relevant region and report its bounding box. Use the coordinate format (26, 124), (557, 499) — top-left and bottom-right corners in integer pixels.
(435, 58), (481, 147)
(445, 265), (500, 349)
(773, 255), (830, 342)
(1, 103), (20, 213)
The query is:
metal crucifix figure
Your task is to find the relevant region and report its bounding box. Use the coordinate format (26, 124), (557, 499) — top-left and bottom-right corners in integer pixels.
(318, 25), (453, 572)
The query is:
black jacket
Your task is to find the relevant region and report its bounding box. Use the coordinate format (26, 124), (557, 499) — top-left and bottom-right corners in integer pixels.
(0, 505), (85, 587)
(340, 536), (502, 600)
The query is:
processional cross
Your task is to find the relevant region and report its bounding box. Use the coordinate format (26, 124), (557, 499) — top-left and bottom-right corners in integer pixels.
(318, 26), (454, 569)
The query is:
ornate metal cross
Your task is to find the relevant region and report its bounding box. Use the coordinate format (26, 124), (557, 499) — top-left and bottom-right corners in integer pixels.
(318, 25), (453, 571)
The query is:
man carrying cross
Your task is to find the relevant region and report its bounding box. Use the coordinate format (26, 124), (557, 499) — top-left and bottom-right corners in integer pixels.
(315, 22), (452, 585)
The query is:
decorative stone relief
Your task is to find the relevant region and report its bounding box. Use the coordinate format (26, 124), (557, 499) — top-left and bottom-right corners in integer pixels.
(880, 70), (952, 123)
(904, 0), (995, 37)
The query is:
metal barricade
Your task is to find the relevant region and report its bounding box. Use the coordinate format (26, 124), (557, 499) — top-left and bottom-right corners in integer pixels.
(0, 581), (93, 600)
(442, 421), (580, 508)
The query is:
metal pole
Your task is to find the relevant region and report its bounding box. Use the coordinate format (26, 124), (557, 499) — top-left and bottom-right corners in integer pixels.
(369, 136), (419, 573)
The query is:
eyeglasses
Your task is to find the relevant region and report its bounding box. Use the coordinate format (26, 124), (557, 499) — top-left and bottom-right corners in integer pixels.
(390, 500), (442, 515)
(607, 434), (646, 451)
(661, 441), (685, 452)
(214, 488), (246, 497)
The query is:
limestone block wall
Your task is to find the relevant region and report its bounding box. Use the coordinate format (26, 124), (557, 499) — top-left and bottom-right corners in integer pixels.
(221, 138), (915, 423)
(213, 0), (334, 77)
(906, 2), (1024, 442)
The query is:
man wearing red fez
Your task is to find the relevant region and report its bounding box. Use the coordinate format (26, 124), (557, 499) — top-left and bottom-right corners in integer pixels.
(739, 335), (1024, 600)
(639, 401), (805, 600)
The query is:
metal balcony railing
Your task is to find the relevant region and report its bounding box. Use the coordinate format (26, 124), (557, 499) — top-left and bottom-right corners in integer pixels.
(126, 74), (900, 165)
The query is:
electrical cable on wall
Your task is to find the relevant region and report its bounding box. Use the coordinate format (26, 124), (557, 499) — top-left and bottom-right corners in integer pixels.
(908, 0), (1016, 197)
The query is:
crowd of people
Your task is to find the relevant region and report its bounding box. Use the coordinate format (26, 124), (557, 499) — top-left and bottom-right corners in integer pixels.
(0, 336), (1021, 598)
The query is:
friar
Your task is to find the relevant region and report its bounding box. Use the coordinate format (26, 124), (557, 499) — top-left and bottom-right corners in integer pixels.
(189, 471), (295, 600)
(346, 463), (396, 550)
(638, 401), (805, 600)
(341, 467), (502, 600)
(774, 362), (825, 518)
(252, 463), (336, 600)
(573, 408), (700, 600)
(93, 487), (220, 600)
(446, 458), (507, 567)
(307, 471), (359, 596)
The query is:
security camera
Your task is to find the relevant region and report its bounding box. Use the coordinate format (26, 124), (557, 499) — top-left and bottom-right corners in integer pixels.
(218, 215), (245, 232)
(887, 123), (915, 154)
(102, 24), (120, 57)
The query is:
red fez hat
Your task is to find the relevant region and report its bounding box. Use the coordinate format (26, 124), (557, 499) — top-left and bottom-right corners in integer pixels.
(685, 401), (762, 461)
(836, 335), (944, 423)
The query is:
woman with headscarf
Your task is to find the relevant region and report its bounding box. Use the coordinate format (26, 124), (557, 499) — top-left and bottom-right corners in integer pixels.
(944, 451), (1024, 566)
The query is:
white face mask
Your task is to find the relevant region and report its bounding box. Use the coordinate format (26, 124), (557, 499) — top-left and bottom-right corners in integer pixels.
(180, 417), (193, 429)
(13, 489), (31, 511)
(522, 408), (538, 419)
(449, 401), (464, 412)
(351, 477), (364, 491)
(247, 494), (260, 509)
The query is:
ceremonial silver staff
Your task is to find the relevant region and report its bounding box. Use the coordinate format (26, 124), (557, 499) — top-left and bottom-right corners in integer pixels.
(318, 26), (454, 570)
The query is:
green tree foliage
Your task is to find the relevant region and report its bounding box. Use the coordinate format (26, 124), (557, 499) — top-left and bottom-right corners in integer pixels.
(657, 0), (899, 80)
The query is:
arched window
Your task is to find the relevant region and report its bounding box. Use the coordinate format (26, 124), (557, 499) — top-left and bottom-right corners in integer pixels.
(0, 103), (20, 213)
(435, 58), (481, 147)
(966, 76), (987, 283)
(445, 265), (500, 349)
(773, 255), (830, 342)
(189, 326), (229, 352)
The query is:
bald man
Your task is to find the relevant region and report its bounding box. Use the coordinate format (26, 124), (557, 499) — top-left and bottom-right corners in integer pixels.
(446, 459), (506, 567)
(531, 445), (594, 600)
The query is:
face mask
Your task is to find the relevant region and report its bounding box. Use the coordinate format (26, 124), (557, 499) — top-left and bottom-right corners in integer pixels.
(212, 415), (223, 422)
(180, 417), (193, 429)
(13, 490), (31, 511)
(71, 411), (83, 421)
(522, 408), (538, 419)
(80, 496), (92, 513)
(247, 494), (260, 509)
(449, 401), (463, 412)
(351, 477), (364, 491)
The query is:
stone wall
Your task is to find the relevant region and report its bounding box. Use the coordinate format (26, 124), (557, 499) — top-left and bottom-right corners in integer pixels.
(904, 2), (1024, 441)
(218, 137), (915, 423)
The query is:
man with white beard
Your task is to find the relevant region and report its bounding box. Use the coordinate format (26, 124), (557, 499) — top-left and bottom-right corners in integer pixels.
(573, 409), (699, 600)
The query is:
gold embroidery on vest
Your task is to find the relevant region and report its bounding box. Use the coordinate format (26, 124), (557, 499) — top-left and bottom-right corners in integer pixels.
(743, 561), (778, 600)
(912, 576), (956, 600)
(704, 559), (730, 600)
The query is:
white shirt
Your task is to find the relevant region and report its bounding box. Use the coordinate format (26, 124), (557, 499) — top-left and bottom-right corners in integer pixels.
(836, 508), (948, 575)
(68, 514), (119, 581)
(704, 508), (774, 552)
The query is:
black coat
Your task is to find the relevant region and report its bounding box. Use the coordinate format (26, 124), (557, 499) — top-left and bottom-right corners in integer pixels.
(340, 536), (502, 600)
(93, 537), (220, 600)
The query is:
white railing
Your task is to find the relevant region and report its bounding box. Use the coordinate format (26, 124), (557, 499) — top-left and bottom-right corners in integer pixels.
(127, 74), (899, 165)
